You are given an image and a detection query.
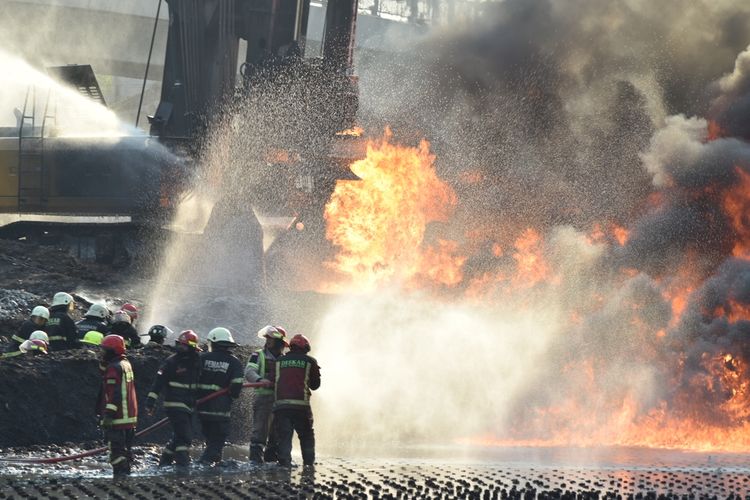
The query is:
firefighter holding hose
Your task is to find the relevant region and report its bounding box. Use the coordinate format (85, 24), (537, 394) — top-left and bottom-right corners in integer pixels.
(146, 330), (202, 466)
(245, 325), (288, 464)
(273, 334), (321, 467)
(195, 327), (244, 465)
(97, 334), (138, 476)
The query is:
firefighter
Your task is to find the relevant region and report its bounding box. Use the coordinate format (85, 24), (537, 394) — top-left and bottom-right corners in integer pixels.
(110, 310), (141, 349)
(146, 330), (202, 466)
(5, 306), (48, 355)
(121, 303), (139, 326)
(245, 325), (288, 464)
(144, 324), (172, 346)
(47, 292), (78, 351)
(80, 330), (104, 347)
(195, 327), (244, 465)
(3, 331), (50, 358)
(75, 304), (111, 339)
(97, 334), (138, 476)
(273, 334), (320, 467)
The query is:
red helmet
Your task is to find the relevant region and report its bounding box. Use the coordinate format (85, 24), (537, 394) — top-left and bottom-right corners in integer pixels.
(101, 335), (126, 355)
(121, 303), (138, 321)
(30, 339), (48, 354)
(289, 334), (311, 353)
(176, 330), (202, 351)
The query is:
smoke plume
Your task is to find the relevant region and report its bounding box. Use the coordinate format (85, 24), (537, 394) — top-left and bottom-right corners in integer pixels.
(311, 1), (750, 451)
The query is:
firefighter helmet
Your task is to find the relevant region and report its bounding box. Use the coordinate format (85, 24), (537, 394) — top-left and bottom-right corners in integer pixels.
(85, 303), (110, 319)
(30, 339), (48, 354)
(176, 330), (202, 350)
(207, 327), (236, 345)
(257, 325), (289, 345)
(101, 335), (126, 355)
(81, 330), (104, 346)
(31, 306), (50, 320)
(112, 310), (131, 324)
(147, 324), (172, 344)
(51, 292), (74, 308)
(289, 334), (311, 353)
(21, 339), (48, 354)
(29, 330), (49, 343)
(121, 303), (138, 322)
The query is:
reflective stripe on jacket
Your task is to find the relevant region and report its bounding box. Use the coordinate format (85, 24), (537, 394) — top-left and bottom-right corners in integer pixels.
(195, 350), (244, 421)
(245, 349), (276, 396)
(274, 351), (321, 410)
(8, 320), (39, 351)
(47, 306), (77, 350)
(100, 357), (138, 429)
(75, 317), (110, 339)
(147, 352), (201, 413)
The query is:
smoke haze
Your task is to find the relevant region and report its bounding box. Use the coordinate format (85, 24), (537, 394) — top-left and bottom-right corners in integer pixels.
(310, 1), (750, 451)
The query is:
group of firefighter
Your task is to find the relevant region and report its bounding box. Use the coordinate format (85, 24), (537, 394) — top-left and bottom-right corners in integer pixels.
(3, 292), (321, 476)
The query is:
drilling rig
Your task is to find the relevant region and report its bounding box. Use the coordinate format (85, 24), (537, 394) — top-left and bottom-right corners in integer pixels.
(146, 0), (364, 291)
(0, 0), (363, 272)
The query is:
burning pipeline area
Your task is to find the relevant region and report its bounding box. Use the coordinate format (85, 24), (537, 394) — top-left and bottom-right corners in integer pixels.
(4, 0), (750, 495)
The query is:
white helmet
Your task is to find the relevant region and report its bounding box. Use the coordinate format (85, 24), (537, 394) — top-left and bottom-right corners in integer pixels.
(257, 325), (284, 339)
(207, 327), (236, 345)
(112, 310), (131, 324)
(86, 303), (110, 319)
(51, 292), (74, 308)
(20, 339), (47, 354)
(30, 330), (49, 343)
(31, 306), (50, 320)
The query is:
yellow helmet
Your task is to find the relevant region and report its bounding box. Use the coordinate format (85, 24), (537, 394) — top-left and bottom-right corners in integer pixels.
(81, 330), (104, 346)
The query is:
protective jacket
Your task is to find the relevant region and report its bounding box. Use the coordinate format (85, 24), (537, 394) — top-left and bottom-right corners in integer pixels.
(195, 350), (244, 421)
(110, 322), (141, 349)
(245, 348), (278, 396)
(274, 351), (321, 410)
(7, 320), (40, 352)
(47, 305), (77, 350)
(98, 355), (138, 430)
(75, 316), (110, 339)
(147, 352), (201, 413)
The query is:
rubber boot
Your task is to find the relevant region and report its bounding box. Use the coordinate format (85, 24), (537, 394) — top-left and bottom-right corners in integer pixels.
(174, 447), (191, 467)
(159, 449), (175, 466)
(249, 444), (264, 464)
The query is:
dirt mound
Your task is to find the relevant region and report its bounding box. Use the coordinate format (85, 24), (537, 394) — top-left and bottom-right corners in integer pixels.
(0, 345), (257, 447)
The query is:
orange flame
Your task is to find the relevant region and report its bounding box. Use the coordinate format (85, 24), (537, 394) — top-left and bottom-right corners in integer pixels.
(512, 228), (550, 287)
(722, 167), (750, 259)
(612, 225), (630, 246)
(707, 120), (725, 141)
(323, 130), (460, 292)
(320, 129), (750, 452)
(336, 125), (365, 137)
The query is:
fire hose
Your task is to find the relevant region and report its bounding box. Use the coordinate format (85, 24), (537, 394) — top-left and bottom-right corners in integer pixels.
(0, 382), (266, 464)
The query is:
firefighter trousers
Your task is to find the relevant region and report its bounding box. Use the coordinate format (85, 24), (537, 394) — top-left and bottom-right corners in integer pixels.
(249, 393), (278, 462)
(160, 410), (193, 466)
(274, 408), (315, 466)
(107, 428), (135, 476)
(199, 419), (230, 464)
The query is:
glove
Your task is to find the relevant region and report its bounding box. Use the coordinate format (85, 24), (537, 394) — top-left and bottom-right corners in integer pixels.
(101, 416), (113, 429)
